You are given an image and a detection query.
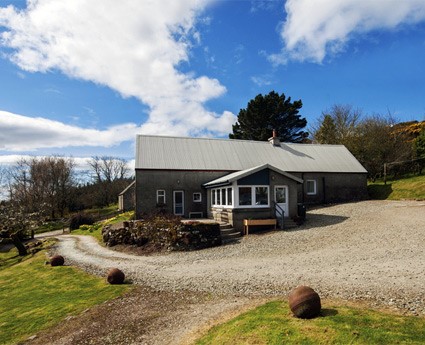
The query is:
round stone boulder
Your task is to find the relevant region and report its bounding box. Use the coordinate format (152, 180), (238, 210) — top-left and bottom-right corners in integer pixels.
(288, 285), (321, 319)
(50, 255), (65, 267)
(107, 268), (125, 284)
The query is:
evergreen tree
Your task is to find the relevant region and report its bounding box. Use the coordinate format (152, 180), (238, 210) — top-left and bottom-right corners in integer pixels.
(414, 129), (425, 159)
(229, 91), (308, 143)
(314, 114), (337, 144)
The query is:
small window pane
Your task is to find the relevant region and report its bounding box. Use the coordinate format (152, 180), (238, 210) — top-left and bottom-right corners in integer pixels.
(212, 190), (216, 205)
(221, 189), (226, 206)
(255, 187), (268, 205)
(157, 190), (165, 204)
(227, 187), (232, 205)
(193, 192), (201, 202)
(275, 187), (286, 203)
(306, 180), (316, 195)
(217, 189), (221, 205)
(239, 187), (252, 206)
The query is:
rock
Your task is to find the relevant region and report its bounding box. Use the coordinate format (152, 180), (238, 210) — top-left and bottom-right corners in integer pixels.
(107, 268), (125, 284)
(288, 285), (321, 319)
(50, 255), (65, 266)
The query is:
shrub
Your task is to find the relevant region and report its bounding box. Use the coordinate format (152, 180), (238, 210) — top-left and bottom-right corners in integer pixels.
(69, 213), (95, 230)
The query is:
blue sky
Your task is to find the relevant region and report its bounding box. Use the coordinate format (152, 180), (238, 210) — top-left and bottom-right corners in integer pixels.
(1, 0), (425, 167)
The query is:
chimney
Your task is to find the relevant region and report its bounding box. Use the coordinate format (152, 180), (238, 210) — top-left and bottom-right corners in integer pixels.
(268, 130), (280, 146)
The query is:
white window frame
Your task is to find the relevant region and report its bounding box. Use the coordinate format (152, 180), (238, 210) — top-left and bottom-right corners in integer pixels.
(306, 180), (317, 195)
(193, 192), (202, 203)
(211, 187), (233, 207)
(156, 190), (166, 204)
(237, 185), (269, 208)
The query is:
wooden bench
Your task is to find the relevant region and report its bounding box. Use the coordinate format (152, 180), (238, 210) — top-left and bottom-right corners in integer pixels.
(243, 219), (277, 235)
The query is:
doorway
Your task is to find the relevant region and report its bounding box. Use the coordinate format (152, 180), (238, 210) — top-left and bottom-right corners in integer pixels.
(274, 186), (288, 217)
(173, 190), (184, 215)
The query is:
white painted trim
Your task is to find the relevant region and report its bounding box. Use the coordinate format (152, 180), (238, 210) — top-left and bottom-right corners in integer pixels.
(274, 185), (289, 217)
(193, 192), (202, 202)
(156, 189), (166, 204)
(236, 185), (270, 208)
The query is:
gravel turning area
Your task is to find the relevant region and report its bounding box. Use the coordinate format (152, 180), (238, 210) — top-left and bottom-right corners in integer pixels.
(30, 200), (425, 344)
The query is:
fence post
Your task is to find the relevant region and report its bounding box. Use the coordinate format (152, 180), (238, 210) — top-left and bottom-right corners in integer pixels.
(383, 163), (387, 185)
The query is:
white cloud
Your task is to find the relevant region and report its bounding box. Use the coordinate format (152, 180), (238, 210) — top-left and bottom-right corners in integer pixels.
(0, 110), (140, 151)
(251, 75), (273, 87)
(0, 0), (236, 146)
(271, 0), (425, 64)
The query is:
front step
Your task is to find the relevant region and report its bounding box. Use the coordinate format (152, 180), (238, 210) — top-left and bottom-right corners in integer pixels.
(220, 223), (242, 242)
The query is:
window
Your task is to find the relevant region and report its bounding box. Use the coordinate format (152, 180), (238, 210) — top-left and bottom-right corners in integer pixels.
(156, 190), (165, 204)
(255, 187), (269, 205)
(306, 180), (317, 195)
(238, 187), (252, 206)
(238, 186), (269, 207)
(193, 192), (202, 202)
(211, 187), (233, 206)
(227, 187), (232, 206)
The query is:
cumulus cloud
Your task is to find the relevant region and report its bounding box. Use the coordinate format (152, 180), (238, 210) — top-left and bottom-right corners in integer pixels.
(0, 0), (236, 149)
(0, 110), (140, 151)
(271, 0), (425, 64)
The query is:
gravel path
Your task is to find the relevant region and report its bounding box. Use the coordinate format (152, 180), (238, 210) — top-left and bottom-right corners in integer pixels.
(33, 200), (425, 344)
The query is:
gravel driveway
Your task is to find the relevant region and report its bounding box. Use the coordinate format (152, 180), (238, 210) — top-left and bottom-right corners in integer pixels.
(32, 200), (425, 344)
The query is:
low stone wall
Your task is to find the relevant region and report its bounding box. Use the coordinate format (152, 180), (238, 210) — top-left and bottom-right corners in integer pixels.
(102, 219), (222, 251)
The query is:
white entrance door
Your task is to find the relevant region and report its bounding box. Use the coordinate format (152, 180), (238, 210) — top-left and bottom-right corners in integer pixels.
(173, 191), (184, 215)
(274, 186), (288, 218)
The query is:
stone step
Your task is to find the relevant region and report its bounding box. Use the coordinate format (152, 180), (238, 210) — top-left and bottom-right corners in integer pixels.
(220, 227), (242, 242)
(220, 227), (238, 235)
(219, 223), (233, 230)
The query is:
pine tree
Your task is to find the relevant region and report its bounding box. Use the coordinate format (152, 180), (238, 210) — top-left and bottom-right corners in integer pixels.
(229, 91), (308, 143)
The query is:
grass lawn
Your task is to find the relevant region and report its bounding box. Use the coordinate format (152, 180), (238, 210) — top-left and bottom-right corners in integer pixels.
(196, 300), (425, 345)
(368, 175), (425, 200)
(72, 211), (134, 242)
(0, 242), (130, 345)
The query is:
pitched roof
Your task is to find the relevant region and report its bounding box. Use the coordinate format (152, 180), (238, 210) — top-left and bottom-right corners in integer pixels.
(135, 135), (367, 173)
(203, 164), (303, 188)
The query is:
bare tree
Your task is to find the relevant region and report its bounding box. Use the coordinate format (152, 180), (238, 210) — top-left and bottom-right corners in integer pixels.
(311, 104), (362, 146)
(8, 157), (75, 218)
(87, 156), (130, 206)
(88, 156), (129, 183)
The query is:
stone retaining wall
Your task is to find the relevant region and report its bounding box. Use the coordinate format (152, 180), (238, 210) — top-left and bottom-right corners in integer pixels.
(102, 219), (222, 251)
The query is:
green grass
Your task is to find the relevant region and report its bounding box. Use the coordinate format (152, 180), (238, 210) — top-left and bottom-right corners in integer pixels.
(368, 175), (425, 200)
(34, 220), (67, 234)
(0, 246), (27, 270)
(196, 301), (425, 345)
(72, 211), (134, 242)
(0, 243), (130, 345)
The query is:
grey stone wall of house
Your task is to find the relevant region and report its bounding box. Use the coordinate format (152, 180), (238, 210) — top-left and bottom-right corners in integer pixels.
(135, 169), (230, 219)
(294, 172), (368, 205)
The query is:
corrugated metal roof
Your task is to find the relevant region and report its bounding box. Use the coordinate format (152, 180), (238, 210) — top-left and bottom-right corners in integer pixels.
(203, 164), (303, 187)
(135, 135), (367, 173)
